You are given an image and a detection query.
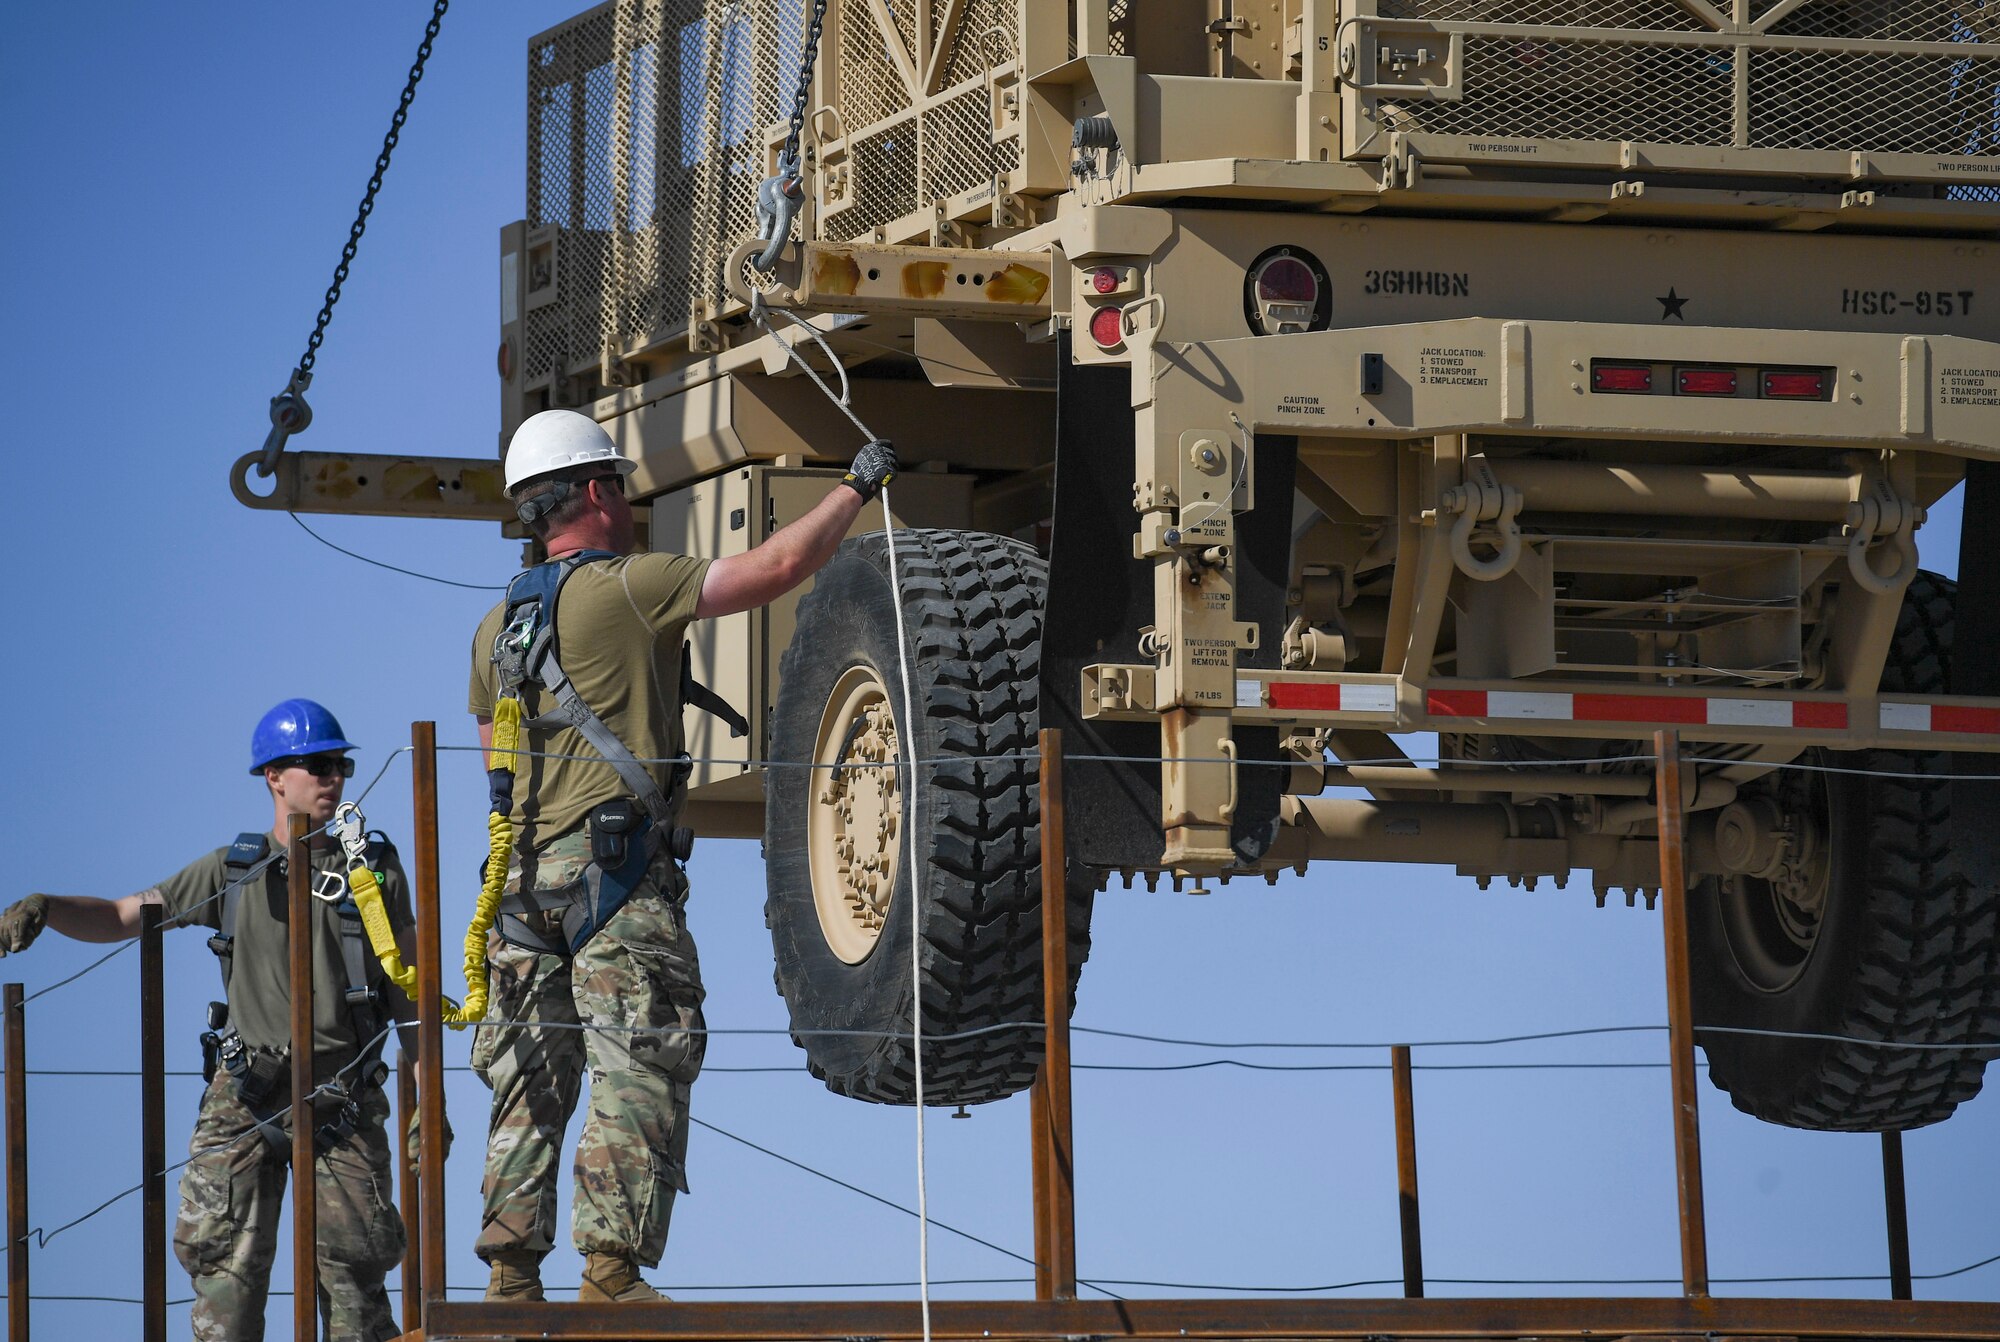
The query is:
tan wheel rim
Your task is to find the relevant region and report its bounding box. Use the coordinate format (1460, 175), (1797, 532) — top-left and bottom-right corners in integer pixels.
(808, 665), (904, 965)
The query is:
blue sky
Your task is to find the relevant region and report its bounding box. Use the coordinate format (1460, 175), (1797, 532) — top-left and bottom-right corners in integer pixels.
(1, 4), (1993, 1337)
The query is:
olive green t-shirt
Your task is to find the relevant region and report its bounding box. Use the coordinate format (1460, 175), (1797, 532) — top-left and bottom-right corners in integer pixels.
(469, 551), (712, 851)
(153, 837), (414, 1058)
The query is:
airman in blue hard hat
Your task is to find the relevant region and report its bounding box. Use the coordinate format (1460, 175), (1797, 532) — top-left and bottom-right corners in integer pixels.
(0, 699), (429, 1341)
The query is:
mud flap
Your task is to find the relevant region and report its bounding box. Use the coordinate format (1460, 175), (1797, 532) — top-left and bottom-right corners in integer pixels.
(1041, 340), (1295, 868)
(1955, 462), (2000, 892)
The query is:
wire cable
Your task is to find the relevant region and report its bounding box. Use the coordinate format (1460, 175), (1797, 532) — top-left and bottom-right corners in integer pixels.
(688, 1116), (1123, 1301)
(23, 1021), (400, 1250)
(288, 512), (505, 591)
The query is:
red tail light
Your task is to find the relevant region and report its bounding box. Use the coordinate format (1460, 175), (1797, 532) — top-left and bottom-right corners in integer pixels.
(1676, 367), (1739, 396)
(1762, 370), (1828, 400)
(1088, 305), (1126, 350)
(1591, 363), (1653, 393)
(1091, 266), (1121, 295)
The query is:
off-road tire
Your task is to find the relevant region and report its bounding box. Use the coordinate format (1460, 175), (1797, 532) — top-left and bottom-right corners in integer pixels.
(766, 529), (1093, 1105)
(1691, 571), (2000, 1130)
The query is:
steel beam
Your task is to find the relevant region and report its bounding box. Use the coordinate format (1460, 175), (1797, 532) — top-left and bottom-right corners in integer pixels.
(1391, 1045), (1424, 1298)
(1033, 728), (1077, 1299)
(141, 902), (166, 1342)
(1883, 1130), (1913, 1302)
(398, 1049), (423, 1338)
(229, 450), (510, 521)
(412, 721), (449, 1326)
(424, 1295), (2000, 1340)
(287, 812), (318, 1342)
(1654, 729), (1709, 1296)
(6, 982), (27, 1342)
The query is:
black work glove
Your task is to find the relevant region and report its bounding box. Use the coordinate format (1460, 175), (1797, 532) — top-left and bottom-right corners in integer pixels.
(841, 440), (898, 501)
(0, 895), (48, 955)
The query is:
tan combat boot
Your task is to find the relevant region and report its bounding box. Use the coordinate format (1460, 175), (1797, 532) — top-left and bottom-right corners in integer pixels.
(578, 1252), (668, 1302)
(484, 1250), (546, 1301)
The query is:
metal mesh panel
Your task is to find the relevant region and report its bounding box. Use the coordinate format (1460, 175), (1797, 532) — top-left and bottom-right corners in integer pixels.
(937, 0), (1018, 86)
(524, 1), (808, 381)
(1768, 1), (1999, 43)
(525, 10), (615, 389)
(840, 0), (913, 129)
(525, 0), (1023, 366)
(1373, 0), (1707, 30)
(1354, 4), (2000, 179)
(924, 82), (1017, 201)
(836, 121), (922, 241)
(1380, 36), (1734, 145)
(1752, 47), (2000, 156)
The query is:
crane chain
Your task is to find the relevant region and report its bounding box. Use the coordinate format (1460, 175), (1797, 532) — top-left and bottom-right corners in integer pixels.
(781, 0), (831, 173)
(294, 0), (452, 385)
(258, 0), (450, 477)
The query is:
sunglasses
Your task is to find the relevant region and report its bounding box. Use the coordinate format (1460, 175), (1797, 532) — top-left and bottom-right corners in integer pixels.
(275, 754), (356, 780)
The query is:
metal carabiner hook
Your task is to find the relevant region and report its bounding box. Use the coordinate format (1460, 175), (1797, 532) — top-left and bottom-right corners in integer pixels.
(330, 802), (371, 871)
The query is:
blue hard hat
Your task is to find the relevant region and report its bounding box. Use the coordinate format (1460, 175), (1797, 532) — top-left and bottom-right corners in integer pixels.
(249, 699), (358, 773)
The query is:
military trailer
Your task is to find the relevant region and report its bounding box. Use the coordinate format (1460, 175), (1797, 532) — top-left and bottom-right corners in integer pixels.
(237, 0), (2000, 1133)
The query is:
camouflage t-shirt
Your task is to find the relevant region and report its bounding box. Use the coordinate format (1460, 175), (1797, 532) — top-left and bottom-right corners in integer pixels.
(153, 836), (414, 1059)
(469, 550), (712, 851)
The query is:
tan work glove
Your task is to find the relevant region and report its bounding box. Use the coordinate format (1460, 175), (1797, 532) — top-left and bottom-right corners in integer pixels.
(0, 895), (48, 955)
(406, 1107), (454, 1166)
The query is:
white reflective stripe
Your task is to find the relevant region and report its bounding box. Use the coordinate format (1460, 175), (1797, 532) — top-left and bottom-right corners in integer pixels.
(1343, 684), (1398, 714)
(1235, 679), (1263, 708)
(1488, 691), (1573, 720)
(1881, 702), (1933, 732)
(1709, 698), (1790, 727)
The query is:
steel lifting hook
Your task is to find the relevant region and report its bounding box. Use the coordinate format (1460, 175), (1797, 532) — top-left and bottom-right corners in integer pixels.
(753, 149), (807, 272)
(258, 371), (314, 477)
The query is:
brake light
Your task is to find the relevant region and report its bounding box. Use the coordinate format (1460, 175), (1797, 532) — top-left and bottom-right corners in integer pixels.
(1255, 257), (1319, 304)
(1592, 364), (1652, 393)
(1676, 367), (1739, 396)
(1091, 266), (1121, 295)
(1089, 305), (1126, 350)
(1762, 370), (1828, 400)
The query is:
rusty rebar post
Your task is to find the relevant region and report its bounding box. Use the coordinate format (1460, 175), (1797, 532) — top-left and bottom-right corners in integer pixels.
(398, 1049), (423, 1337)
(140, 902), (166, 1342)
(1033, 727), (1077, 1300)
(412, 721), (449, 1323)
(1391, 1044), (1424, 1298)
(1653, 729), (1708, 1297)
(1029, 1071), (1052, 1299)
(288, 811), (318, 1342)
(1882, 1130), (1913, 1301)
(6, 982), (27, 1342)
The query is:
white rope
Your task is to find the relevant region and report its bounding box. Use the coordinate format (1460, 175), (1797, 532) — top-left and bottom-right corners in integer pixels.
(881, 485), (934, 1342)
(750, 287), (933, 1341)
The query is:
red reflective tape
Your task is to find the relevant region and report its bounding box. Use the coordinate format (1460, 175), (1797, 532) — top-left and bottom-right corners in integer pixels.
(1931, 705), (2000, 735)
(1427, 690), (1488, 717)
(1573, 694), (1707, 724)
(1793, 701), (1848, 730)
(1267, 682), (1346, 711)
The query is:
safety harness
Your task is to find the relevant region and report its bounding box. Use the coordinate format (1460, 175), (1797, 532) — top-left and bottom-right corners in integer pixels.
(488, 549), (714, 956)
(203, 833), (395, 1152)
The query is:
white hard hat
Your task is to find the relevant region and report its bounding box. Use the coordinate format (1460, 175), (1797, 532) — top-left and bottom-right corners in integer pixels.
(504, 409), (638, 492)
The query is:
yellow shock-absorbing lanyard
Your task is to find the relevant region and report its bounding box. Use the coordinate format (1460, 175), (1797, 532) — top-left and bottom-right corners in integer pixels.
(334, 695), (521, 1030)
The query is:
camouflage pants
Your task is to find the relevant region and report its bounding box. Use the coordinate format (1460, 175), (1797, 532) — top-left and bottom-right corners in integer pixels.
(472, 830), (706, 1267)
(173, 1072), (404, 1342)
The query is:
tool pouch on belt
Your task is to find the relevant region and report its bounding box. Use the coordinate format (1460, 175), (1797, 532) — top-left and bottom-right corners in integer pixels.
(497, 801), (663, 958)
